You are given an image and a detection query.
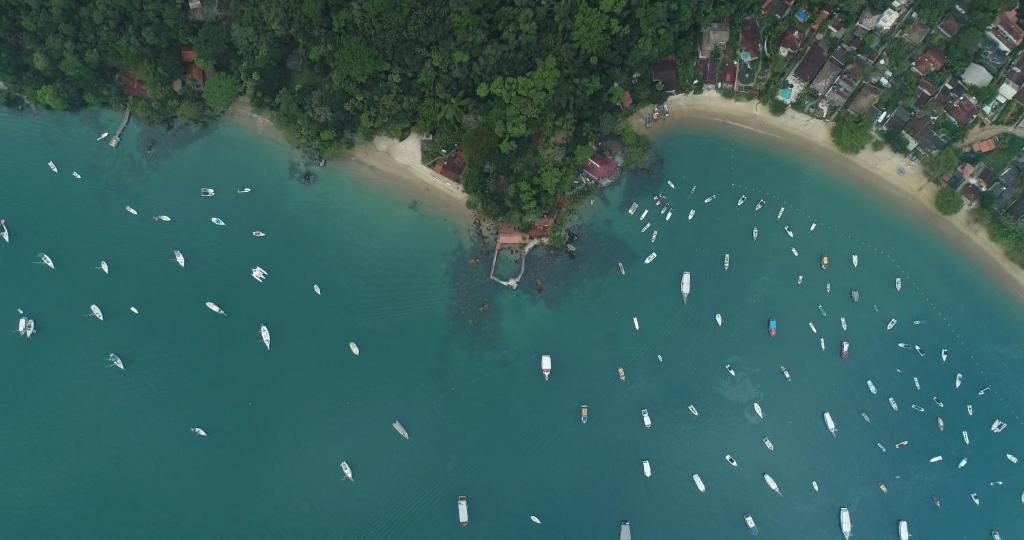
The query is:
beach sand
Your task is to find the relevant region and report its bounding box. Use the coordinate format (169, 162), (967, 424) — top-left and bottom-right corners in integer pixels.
(638, 93), (1024, 302)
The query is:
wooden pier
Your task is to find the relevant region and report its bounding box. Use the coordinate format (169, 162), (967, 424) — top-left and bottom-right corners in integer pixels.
(108, 103), (132, 148)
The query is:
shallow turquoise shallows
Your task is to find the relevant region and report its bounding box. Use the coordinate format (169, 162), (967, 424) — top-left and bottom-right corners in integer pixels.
(1, 108), (1022, 539)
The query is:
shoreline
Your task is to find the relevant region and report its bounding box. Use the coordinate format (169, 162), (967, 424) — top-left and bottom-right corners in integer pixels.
(637, 93), (1024, 302)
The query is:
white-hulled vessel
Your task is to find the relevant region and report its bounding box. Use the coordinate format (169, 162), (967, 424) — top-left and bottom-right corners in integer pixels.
(642, 459), (652, 477)
(37, 253), (54, 269)
(753, 402), (764, 420)
(913, 377), (920, 390)
(780, 366), (791, 381)
(340, 461), (354, 481)
(641, 223), (651, 233)
(812, 480), (819, 492)
(851, 254), (859, 268)
(260, 324), (270, 350)
(867, 380), (877, 394)
(632, 316), (639, 331)
(109, 353), (124, 370)
(17, 316), (26, 336)
(820, 337), (826, 351)
(763, 437), (774, 451)
(211, 217), (226, 226)
(896, 277), (902, 291)
(963, 430), (970, 445)
(252, 230), (266, 238)
(89, 304), (104, 321)
(680, 271), (691, 304)
(393, 420), (410, 439)
(725, 454), (738, 467)
(349, 342), (360, 356)
(0, 218), (8, 243)
(688, 208), (695, 220)
(824, 412), (837, 437)
(1007, 453), (1018, 463)
(530, 516), (541, 524)
(24, 318), (35, 338)
(130, 306), (139, 315)
(619, 520), (631, 540)
(313, 284), (322, 295)
(644, 252), (657, 264)
(692, 473), (706, 493)
(889, 397), (898, 411)
(237, 187), (253, 194)
(754, 199), (765, 211)
(627, 202), (638, 215)
(639, 209), (648, 221)
(992, 419), (1008, 433)
(153, 215), (172, 221)
(840, 317), (847, 331)
(752, 227), (758, 240)
(725, 364), (736, 376)
(955, 373), (962, 389)
(205, 302), (226, 316)
(72, 171), (82, 179)
(737, 195), (747, 206)
(970, 492), (980, 506)
(715, 313), (722, 326)
(941, 348), (949, 362)
(724, 253), (730, 270)
(929, 455), (943, 463)
(641, 408), (652, 428)
(173, 250), (185, 267)
(791, 247), (799, 257)
(763, 473), (782, 496)
(784, 225), (793, 238)
(200, 188), (215, 197)
(808, 322), (817, 334)
(96, 132), (109, 141)
(810, 222), (817, 231)
(688, 404), (699, 416)
(47, 160), (58, 173)
(886, 318), (897, 331)
(191, 427), (207, 437)
(97, 260), (109, 274)
(839, 507), (852, 539)
(777, 206), (785, 219)
(937, 417), (944, 431)
(745, 514), (758, 535)
(541, 354), (551, 381)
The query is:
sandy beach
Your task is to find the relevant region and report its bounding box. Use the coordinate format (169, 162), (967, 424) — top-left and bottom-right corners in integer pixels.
(637, 93), (1024, 302)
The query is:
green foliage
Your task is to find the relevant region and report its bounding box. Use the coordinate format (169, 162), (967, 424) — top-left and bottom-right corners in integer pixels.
(883, 129), (910, 155)
(973, 84), (999, 104)
(924, 147), (962, 180)
(977, 209), (1024, 267)
(175, 99), (204, 122)
(768, 99), (787, 116)
(202, 73), (238, 110)
(871, 138), (885, 152)
(195, 24), (231, 69)
(982, 135), (1024, 172)
(615, 121), (651, 168)
(830, 112), (873, 154)
(935, 186), (964, 215)
(35, 84), (69, 110)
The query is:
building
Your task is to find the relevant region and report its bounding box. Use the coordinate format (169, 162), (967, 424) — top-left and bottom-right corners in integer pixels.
(848, 85), (881, 115)
(912, 49), (945, 76)
(739, 18), (762, 62)
(583, 151), (620, 187)
(116, 72), (149, 98)
(737, 61), (757, 88)
(761, 0), (794, 19)
(432, 150), (465, 182)
(811, 10), (830, 31)
(698, 58), (717, 88)
(811, 58), (843, 95)
(792, 41), (829, 84)
(946, 95), (979, 127)
(778, 28), (803, 57)
(876, 8), (900, 31)
(854, 10), (880, 37)
(962, 63), (994, 87)
(722, 63), (737, 88)
(652, 56), (678, 93)
(699, 23), (730, 59)
(972, 137), (999, 153)
(987, 9), (1024, 53)
(901, 19), (929, 45)
(938, 13), (962, 38)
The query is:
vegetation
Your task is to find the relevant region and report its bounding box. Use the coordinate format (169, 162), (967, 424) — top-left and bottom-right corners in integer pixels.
(924, 147), (962, 180)
(883, 129), (910, 154)
(935, 186), (964, 215)
(976, 209), (1024, 266)
(830, 112), (873, 154)
(983, 135), (1024, 172)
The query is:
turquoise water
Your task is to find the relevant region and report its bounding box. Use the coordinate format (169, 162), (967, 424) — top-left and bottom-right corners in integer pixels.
(1, 109), (1022, 538)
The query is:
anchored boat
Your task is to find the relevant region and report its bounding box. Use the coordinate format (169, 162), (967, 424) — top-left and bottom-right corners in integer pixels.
(260, 324), (270, 350)
(205, 301), (226, 316)
(340, 461), (353, 481)
(680, 272), (691, 304)
(839, 507), (852, 539)
(457, 496), (469, 526)
(824, 411), (837, 437)
(541, 354), (551, 380)
(641, 408), (652, 428)
(581, 405), (588, 424)
(393, 420), (410, 439)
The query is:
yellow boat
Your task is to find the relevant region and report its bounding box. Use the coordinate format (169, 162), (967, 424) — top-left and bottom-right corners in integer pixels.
(821, 255), (829, 270)
(617, 367), (626, 381)
(581, 405), (588, 424)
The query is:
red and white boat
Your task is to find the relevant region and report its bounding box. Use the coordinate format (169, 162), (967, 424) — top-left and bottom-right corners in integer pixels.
(541, 354), (551, 381)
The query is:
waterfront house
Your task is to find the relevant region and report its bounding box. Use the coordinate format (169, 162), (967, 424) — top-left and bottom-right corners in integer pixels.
(653, 56), (678, 93)
(811, 58), (843, 95)
(699, 23), (730, 59)
(432, 150), (465, 182)
(792, 41), (829, 84)
(740, 18), (762, 63)
(912, 49), (945, 76)
(116, 72), (149, 98)
(883, 106), (912, 131)
(848, 85), (881, 116)
(961, 183), (981, 204)
(583, 151), (620, 187)
(778, 28), (803, 57)
(737, 61), (758, 89)
(722, 63), (737, 89)
(987, 9), (1024, 53)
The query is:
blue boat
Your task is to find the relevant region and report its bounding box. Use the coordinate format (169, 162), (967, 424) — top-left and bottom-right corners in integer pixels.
(768, 318), (777, 337)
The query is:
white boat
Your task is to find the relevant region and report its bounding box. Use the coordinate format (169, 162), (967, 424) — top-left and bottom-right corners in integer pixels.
(745, 514), (758, 535)
(252, 231), (266, 238)
(680, 272), (691, 304)
(725, 454), (738, 467)
(688, 404), (699, 416)
(642, 459), (652, 477)
(992, 419), (1008, 433)
(37, 253), (54, 269)
(0, 219), (8, 243)
(47, 161), (58, 174)
(191, 427), (207, 437)
(620, 520), (631, 540)
(130, 306), (139, 315)
(17, 316), (26, 336)
(644, 252), (657, 264)
(955, 373), (963, 389)
(810, 222), (817, 231)
(913, 377), (920, 390)
(970, 492), (980, 506)
(703, 194), (715, 203)
(754, 199), (765, 211)
(819, 337), (825, 351)
(851, 254), (859, 267)
(665, 210), (672, 221)
(97, 260), (109, 274)
(898, 343), (911, 349)
(96, 132), (109, 141)
(967, 403), (974, 416)
(89, 304), (104, 321)
(346, 342), (360, 357)
(993, 530), (1003, 540)
(715, 313), (722, 326)
(125, 206), (138, 215)
(777, 207), (785, 220)
(840, 317), (847, 331)
(456, 496), (471, 525)
(823, 411), (837, 437)
(200, 188), (215, 197)
(808, 322), (817, 334)
(260, 324), (270, 350)
(639, 209), (648, 221)
(627, 202), (638, 215)
(205, 301), (226, 316)
(938, 417), (944, 431)
(688, 208), (696, 220)
(933, 396), (944, 407)
(886, 318), (896, 331)
(340, 461), (353, 481)
(692, 473), (706, 493)
(914, 345), (924, 357)
(763, 437), (774, 451)
(791, 247), (799, 257)
(911, 404), (924, 412)
(649, 230), (657, 243)
(826, 283), (831, 293)
(153, 215), (171, 222)
(109, 353), (124, 370)
(899, 520), (909, 540)
(211, 217), (226, 226)
(72, 171), (81, 179)
(173, 250), (185, 267)
(763, 473), (782, 497)
(237, 187), (253, 194)
(632, 316), (639, 331)
(541, 354), (551, 381)
(641, 408), (652, 428)
(313, 284), (321, 295)
(812, 480), (819, 492)
(752, 227), (758, 240)
(780, 366), (791, 381)
(941, 349), (949, 362)
(736, 195), (747, 206)
(640, 222), (651, 233)
(889, 397), (898, 411)
(817, 304), (827, 316)
(963, 430), (970, 445)
(725, 364), (736, 376)
(839, 507), (852, 539)
(784, 225), (794, 238)
(24, 318), (35, 338)
(251, 268), (265, 283)
(978, 386), (990, 395)
(724, 253), (730, 270)
(393, 420), (410, 439)
(877, 442), (886, 452)
(895, 277), (902, 291)
(866, 380), (877, 394)
(929, 455), (943, 463)
(1007, 453), (1018, 463)
(862, 412), (871, 423)
(753, 402), (764, 419)
(840, 341), (850, 359)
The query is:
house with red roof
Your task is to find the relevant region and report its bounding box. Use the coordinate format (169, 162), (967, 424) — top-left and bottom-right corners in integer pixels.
(116, 72), (149, 98)
(811, 10), (830, 31)
(778, 28), (803, 57)
(653, 56), (678, 93)
(972, 137), (998, 153)
(792, 41), (829, 84)
(987, 9), (1024, 53)
(911, 49), (945, 76)
(939, 12), (962, 38)
(432, 150), (465, 182)
(945, 95), (979, 127)
(739, 18), (762, 63)
(583, 151), (620, 187)
(722, 63), (737, 88)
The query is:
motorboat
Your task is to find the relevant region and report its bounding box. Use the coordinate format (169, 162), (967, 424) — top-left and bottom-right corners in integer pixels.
(724, 253), (730, 270)
(211, 217), (226, 226)
(753, 402), (764, 420)
(808, 322), (818, 334)
(962, 430), (970, 445)
(877, 442), (886, 452)
(763, 473), (782, 496)
(125, 206), (138, 215)
(47, 160), (58, 173)
(992, 419), (1008, 433)
(970, 492), (980, 506)
(618, 367), (626, 381)
(692, 473), (706, 493)
(886, 318), (897, 331)
(690, 185), (696, 193)
(639, 209), (649, 221)
(393, 420), (410, 439)
(200, 188), (215, 197)
(819, 338), (825, 351)
(929, 455), (943, 463)
(914, 345), (924, 357)
(530, 516), (541, 524)
(72, 171), (82, 179)
(768, 318), (777, 337)
(752, 227), (758, 240)
(932, 396), (944, 407)
(777, 207), (785, 220)
(457, 496), (469, 526)
(850, 289), (860, 303)
(581, 405), (588, 424)
(1007, 453), (1019, 464)
(851, 254), (859, 268)
(955, 373), (962, 389)
(17, 317), (26, 336)
(754, 199), (765, 211)
(797, 275), (804, 285)
(24, 319), (35, 338)
(823, 411), (837, 437)
(627, 202), (638, 215)
(89, 304), (104, 321)
(826, 282), (831, 293)
(737, 195), (747, 206)
(840, 317), (847, 331)
(680, 272), (691, 304)
(665, 210), (672, 221)
(715, 313), (722, 326)
(191, 427), (207, 437)
(744, 514), (758, 536)
(688, 404), (699, 416)
(96, 132), (109, 141)
(817, 305), (827, 317)
(130, 306), (139, 315)
(812, 481), (819, 492)
(937, 417), (944, 431)
(97, 260), (109, 274)
(313, 284), (321, 295)
(899, 520), (909, 540)
(109, 353), (124, 370)
(620, 520), (631, 540)
(725, 364), (735, 376)
(641, 408), (652, 428)
(260, 324), (270, 350)
(763, 437), (774, 451)
(541, 354), (551, 380)
(340, 461), (353, 481)
(978, 386), (990, 395)
(618, 262), (625, 275)
(644, 252), (657, 264)
(641, 459), (652, 478)
(784, 225), (793, 238)
(37, 253), (55, 269)
(349, 342), (360, 356)
(725, 454), (738, 467)
(641, 222), (651, 233)
(839, 507), (852, 539)
(173, 250), (185, 268)
(252, 231), (266, 238)
(703, 194), (716, 203)
(941, 349), (949, 362)
(153, 215), (172, 222)
(896, 277), (902, 291)
(820, 255), (829, 270)
(780, 366), (791, 381)
(898, 343), (911, 350)
(840, 341), (849, 359)
(688, 209), (695, 220)
(0, 219), (7, 243)
(932, 496), (941, 507)
(889, 397), (898, 411)
(653, 194), (664, 206)
(993, 530), (1002, 540)
(911, 404), (924, 412)
(866, 380), (877, 394)
(205, 302), (226, 316)
(810, 222), (817, 231)
(237, 187), (253, 194)
(632, 316), (639, 331)
(650, 230), (657, 243)
(862, 412), (871, 423)
(913, 377), (920, 390)
(790, 247), (799, 257)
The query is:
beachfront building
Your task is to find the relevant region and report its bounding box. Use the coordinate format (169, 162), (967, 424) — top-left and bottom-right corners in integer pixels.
(432, 150), (466, 182)
(583, 151), (620, 188)
(652, 56), (678, 94)
(699, 23), (730, 59)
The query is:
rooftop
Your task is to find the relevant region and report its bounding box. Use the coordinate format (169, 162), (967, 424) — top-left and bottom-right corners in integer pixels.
(793, 41), (829, 84)
(740, 18), (762, 62)
(988, 9), (1024, 52)
(938, 13), (962, 38)
(653, 56), (678, 93)
(912, 49), (945, 76)
(583, 151), (619, 182)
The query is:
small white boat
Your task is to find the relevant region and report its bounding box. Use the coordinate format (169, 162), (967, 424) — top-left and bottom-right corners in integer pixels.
(680, 272), (691, 304)
(790, 247), (799, 257)
(723, 253), (730, 270)
(896, 277), (902, 291)
(752, 227), (758, 240)
(96, 132), (109, 141)
(899, 520), (909, 540)
(109, 353), (124, 370)
(797, 275), (804, 284)
(955, 373), (963, 389)
(754, 199), (765, 211)
(1007, 453), (1018, 463)
(642, 459), (652, 478)
(889, 397), (898, 411)
(970, 492), (980, 506)
(703, 194), (716, 203)
(17, 316), (26, 336)
(933, 396), (944, 407)
(715, 313), (722, 326)
(541, 354), (551, 381)
(313, 284), (321, 295)
(763, 473), (782, 497)
(825, 283), (831, 293)
(810, 222), (817, 231)
(992, 419), (1008, 433)
(840, 507), (852, 539)
(457, 497), (469, 525)
(777, 207), (785, 220)
(349, 342), (360, 356)
(125, 206), (138, 215)
(340, 461), (353, 481)
(866, 380), (877, 394)
(130, 306), (139, 315)
(37, 253), (55, 269)
(97, 260), (109, 274)
(962, 430), (970, 445)
(530, 516), (541, 524)
(200, 188), (215, 197)
(688, 404), (699, 416)
(938, 417), (944, 431)
(978, 386), (990, 395)
(260, 324), (270, 350)
(725, 454), (738, 467)
(819, 337), (825, 351)
(0, 219), (8, 243)
(824, 411), (837, 437)
(763, 437), (774, 451)
(650, 230), (657, 243)
(745, 514), (758, 535)
(24, 318), (35, 338)
(941, 349), (949, 362)
(929, 455), (943, 463)
(191, 427), (207, 437)
(914, 345), (924, 357)
(877, 442), (886, 452)
(665, 210), (672, 221)
(851, 254), (859, 268)
(644, 252), (657, 264)
(784, 225), (793, 238)
(886, 318), (897, 331)
(862, 412), (871, 423)
(252, 231), (266, 238)
(618, 367), (626, 381)
(725, 364), (736, 376)
(780, 366), (791, 381)
(628, 202), (638, 215)
(153, 215), (171, 222)
(812, 481), (819, 492)
(898, 343), (911, 349)
(632, 316), (639, 331)
(89, 304), (104, 321)
(393, 420), (410, 440)
(205, 301), (226, 316)
(47, 161), (58, 174)
(687, 208), (696, 221)
(913, 377), (920, 390)
(639, 209), (649, 221)
(641, 408), (652, 428)
(692, 473), (706, 493)
(753, 402), (764, 420)
(72, 171), (81, 180)
(173, 250), (185, 268)
(640, 222), (651, 233)
(840, 317), (847, 331)
(909, 404), (923, 412)
(737, 195), (747, 206)
(808, 322), (818, 334)
(211, 217), (226, 226)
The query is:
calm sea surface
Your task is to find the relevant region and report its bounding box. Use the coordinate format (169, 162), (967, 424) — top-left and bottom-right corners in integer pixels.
(0, 108), (1022, 539)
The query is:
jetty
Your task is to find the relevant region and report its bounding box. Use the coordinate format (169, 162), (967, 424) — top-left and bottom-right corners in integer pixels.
(489, 216), (556, 289)
(109, 103), (132, 148)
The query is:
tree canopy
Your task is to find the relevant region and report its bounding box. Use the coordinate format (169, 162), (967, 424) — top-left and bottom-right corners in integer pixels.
(935, 186), (964, 215)
(830, 112), (873, 154)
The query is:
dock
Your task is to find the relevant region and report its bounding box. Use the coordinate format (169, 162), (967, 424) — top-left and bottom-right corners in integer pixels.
(109, 103), (132, 148)
(489, 238), (543, 289)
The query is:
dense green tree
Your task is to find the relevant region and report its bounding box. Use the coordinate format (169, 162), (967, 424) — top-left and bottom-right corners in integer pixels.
(883, 129), (910, 155)
(924, 147), (961, 180)
(830, 112), (873, 154)
(194, 24), (231, 69)
(202, 73), (238, 110)
(935, 186), (964, 215)
(35, 84), (70, 110)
